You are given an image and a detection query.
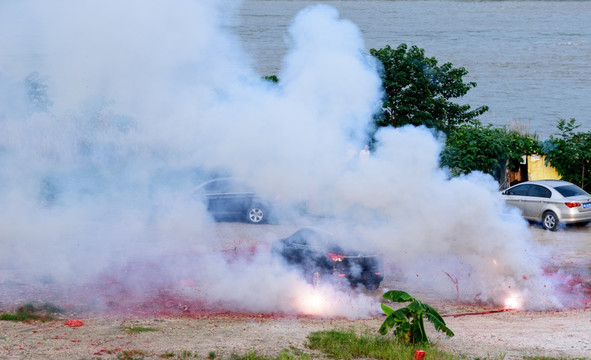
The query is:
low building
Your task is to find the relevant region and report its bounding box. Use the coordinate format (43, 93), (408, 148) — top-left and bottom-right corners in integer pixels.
(507, 154), (560, 187)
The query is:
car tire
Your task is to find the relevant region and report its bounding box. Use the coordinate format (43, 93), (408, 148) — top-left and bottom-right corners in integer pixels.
(364, 281), (380, 291)
(542, 211), (559, 231)
(246, 204), (266, 224)
(362, 275), (381, 290)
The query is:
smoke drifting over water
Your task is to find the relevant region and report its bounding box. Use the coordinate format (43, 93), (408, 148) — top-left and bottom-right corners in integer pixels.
(0, 1), (569, 317)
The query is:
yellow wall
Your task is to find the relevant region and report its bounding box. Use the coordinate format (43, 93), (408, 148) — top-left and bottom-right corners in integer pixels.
(528, 154), (561, 180)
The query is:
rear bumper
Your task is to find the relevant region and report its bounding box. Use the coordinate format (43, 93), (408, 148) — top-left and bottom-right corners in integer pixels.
(558, 209), (591, 224)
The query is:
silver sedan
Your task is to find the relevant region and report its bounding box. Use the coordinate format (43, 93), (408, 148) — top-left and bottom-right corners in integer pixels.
(501, 180), (591, 231)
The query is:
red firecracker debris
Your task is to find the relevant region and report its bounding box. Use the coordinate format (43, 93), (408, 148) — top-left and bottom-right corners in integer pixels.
(414, 350), (426, 360)
(64, 319), (84, 327)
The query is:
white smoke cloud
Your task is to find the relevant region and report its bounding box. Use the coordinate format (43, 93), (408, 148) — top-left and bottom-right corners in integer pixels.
(0, 0), (565, 317)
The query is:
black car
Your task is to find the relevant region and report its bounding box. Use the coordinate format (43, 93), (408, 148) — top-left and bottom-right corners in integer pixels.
(193, 178), (272, 224)
(271, 228), (384, 290)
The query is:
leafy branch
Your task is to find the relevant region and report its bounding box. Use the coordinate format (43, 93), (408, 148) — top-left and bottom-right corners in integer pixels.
(379, 290), (454, 344)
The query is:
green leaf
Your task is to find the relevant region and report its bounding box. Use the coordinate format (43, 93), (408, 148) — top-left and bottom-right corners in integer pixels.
(423, 303), (445, 323)
(382, 290), (414, 303)
(391, 308), (411, 322)
(381, 303), (395, 316)
(424, 312), (455, 338)
(407, 300), (425, 312)
(378, 315), (397, 335)
(379, 290), (455, 344)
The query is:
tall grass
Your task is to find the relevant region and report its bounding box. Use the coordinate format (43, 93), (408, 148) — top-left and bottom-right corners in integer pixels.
(307, 330), (456, 360)
(0, 303), (60, 322)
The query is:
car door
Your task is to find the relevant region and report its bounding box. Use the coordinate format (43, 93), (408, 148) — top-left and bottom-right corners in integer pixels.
(217, 180), (256, 215)
(523, 184), (551, 219)
(504, 183), (531, 214)
(204, 179), (242, 215)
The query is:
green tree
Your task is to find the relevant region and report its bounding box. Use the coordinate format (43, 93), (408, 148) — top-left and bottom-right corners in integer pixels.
(25, 71), (53, 113)
(440, 122), (540, 182)
(542, 119), (591, 192)
(263, 75), (279, 83)
(369, 44), (488, 135)
(379, 290), (454, 344)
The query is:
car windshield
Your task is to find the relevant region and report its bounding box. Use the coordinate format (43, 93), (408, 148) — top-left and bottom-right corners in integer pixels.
(199, 179), (254, 194)
(553, 184), (589, 197)
(289, 229), (331, 247)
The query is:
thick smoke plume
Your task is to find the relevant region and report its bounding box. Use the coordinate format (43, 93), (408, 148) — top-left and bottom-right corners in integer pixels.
(0, 1), (565, 317)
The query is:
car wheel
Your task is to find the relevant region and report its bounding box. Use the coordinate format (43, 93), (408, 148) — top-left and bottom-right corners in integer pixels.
(363, 278), (381, 291)
(246, 205), (265, 224)
(364, 281), (380, 291)
(542, 211), (559, 231)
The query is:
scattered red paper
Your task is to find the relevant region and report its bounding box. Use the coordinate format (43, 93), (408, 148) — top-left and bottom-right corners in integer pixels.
(414, 350), (426, 360)
(64, 319), (84, 327)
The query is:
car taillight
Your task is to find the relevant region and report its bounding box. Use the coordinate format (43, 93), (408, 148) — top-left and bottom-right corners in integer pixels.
(565, 202), (581, 208)
(327, 253), (344, 262)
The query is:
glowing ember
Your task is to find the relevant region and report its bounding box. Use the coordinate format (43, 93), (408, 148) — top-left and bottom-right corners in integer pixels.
(504, 293), (522, 310)
(295, 287), (331, 315)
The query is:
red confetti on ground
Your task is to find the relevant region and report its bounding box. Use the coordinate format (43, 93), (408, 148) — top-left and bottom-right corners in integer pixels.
(64, 319), (84, 327)
(542, 266), (591, 307)
(443, 308), (515, 318)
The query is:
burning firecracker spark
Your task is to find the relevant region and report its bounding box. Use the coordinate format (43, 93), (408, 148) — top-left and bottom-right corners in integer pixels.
(294, 286), (331, 315)
(504, 293), (522, 310)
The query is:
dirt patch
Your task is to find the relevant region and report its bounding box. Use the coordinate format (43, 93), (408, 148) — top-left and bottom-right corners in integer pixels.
(1, 225), (590, 359)
(1, 307), (590, 359)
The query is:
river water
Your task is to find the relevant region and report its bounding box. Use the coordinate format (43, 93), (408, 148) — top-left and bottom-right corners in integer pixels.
(236, 0), (591, 139)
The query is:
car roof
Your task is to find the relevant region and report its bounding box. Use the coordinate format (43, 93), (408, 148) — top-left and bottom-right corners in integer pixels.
(289, 227), (334, 240)
(194, 177), (250, 190)
(513, 180), (573, 188)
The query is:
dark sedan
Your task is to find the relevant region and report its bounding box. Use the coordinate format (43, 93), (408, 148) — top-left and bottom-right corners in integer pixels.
(193, 178), (272, 224)
(271, 227), (384, 290)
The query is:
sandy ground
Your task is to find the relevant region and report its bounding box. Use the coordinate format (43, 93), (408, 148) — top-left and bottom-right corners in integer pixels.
(1, 306), (590, 359)
(1, 224), (590, 359)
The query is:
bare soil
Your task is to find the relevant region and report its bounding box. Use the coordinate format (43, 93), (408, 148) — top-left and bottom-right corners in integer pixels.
(1, 306), (590, 359)
(1, 224), (590, 360)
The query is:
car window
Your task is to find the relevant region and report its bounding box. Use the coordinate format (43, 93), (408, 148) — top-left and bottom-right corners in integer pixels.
(553, 185), (589, 197)
(204, 180), (231, 193)
(204, 179), (253, 194)
(288, 229), (330, 248)
(528, 185), (551, 198)
(507, 184), (530, 196)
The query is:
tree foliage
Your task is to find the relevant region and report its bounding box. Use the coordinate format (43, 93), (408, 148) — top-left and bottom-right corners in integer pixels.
(542, 119), (591, 192)
(379, 290), (453, 344)
(369, 44), (488, 135)
(263, 75), (278, 83)
(25, 71), (53, 113)
(440, 123), (540, 180)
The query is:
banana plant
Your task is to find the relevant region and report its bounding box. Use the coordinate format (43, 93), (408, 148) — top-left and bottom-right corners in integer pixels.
(379, 290), (454, 344)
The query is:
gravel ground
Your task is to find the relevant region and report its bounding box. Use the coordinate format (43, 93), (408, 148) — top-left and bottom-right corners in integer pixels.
(1, 307), (590, 359)
(1, 224), (590, 359)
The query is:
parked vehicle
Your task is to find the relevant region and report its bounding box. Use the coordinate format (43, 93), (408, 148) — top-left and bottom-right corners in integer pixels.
(193, 178), (272, 224)
(501, 180), (591, 231)
(271, 227), (384, 290)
